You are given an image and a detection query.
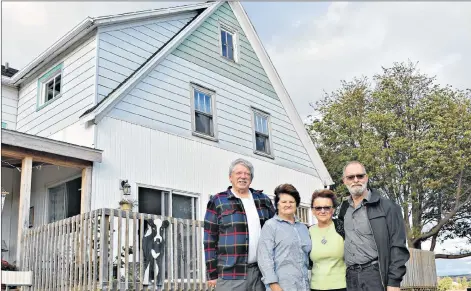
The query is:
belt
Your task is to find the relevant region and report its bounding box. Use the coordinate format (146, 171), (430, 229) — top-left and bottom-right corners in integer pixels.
(247, 262), (258, 268)
(347, 260), (378, 270)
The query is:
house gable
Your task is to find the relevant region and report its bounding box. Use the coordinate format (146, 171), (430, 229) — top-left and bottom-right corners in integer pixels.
(78, 1), (332, 184)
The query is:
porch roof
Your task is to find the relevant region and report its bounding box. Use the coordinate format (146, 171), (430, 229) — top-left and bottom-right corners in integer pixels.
(1, 129), (102, 168)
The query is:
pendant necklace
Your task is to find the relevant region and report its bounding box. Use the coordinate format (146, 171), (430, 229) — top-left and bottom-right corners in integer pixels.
(320, 222), (332, 245)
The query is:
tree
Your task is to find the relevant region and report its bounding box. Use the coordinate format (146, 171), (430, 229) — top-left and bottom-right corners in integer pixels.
(438, 277), (453, 291)
(307, 61), (471, 258)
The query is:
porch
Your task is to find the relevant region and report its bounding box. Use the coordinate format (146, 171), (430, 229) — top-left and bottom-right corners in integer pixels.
(1, 129), (102, 266)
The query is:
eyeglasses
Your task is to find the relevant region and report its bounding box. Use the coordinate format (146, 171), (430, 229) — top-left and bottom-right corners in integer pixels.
(312, 206), (333, 212)
(345, 174), (367, 181)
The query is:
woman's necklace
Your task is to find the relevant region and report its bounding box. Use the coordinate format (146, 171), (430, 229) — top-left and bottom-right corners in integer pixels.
(319, 221), (333, 245)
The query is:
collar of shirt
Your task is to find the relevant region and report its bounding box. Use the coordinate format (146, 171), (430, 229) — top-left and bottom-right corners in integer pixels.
(348, 189), (371, 206)
(273, 214), (301, 224)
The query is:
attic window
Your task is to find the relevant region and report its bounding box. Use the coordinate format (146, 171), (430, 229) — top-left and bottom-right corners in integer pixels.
(219, 24), (238, 62)
(252, 108), (274, 158)
(37, 63), (63, 110)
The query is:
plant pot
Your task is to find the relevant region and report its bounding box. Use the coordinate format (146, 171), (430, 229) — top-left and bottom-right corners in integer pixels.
(120, 203), (132, 211)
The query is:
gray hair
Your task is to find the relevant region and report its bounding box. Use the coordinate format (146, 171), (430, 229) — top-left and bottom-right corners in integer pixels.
(342, 161), (367, 177)
(229, 158), (254, 180)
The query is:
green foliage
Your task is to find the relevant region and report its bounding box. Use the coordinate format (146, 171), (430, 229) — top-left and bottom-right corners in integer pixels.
(307, 61), (471, 249)
(438, 277), (453, 291)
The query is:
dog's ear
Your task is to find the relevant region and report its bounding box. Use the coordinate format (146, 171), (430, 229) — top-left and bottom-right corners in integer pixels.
(162, 220), (170, 228)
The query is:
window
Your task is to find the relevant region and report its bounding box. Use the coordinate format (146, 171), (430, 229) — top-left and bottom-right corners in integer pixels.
(48, 177), (81, 223)
(219, 23), (238, 62)
(297, 205), (310, 225)
(37, 63), (63, 109)
(190, 84), (218, 140)
(138, 187), (198, 220)
(252, 108), (273, 157)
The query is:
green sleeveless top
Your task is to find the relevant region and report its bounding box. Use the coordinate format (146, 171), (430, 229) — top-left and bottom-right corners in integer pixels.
(309, 222), (347, 290)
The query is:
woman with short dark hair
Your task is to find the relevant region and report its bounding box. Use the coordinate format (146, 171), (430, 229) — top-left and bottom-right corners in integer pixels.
(257, 184), (311, 291)
(309, 189), (346, 291)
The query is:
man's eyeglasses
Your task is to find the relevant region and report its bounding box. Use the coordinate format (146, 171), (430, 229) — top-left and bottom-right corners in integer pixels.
(312, 206), (333, 212)
(345, 174), (367, 181)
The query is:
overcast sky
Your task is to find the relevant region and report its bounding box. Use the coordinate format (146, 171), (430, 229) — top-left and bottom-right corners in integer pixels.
(2, 1), (471, 275)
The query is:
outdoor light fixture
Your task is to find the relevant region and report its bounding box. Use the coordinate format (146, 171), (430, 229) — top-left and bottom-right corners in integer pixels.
(120, 180), (131, 195)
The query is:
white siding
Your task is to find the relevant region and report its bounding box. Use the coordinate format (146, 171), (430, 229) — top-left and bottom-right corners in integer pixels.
(1, 166), (80, 262)
(96, 12), (198, 103)
(1, 85), (19, 129)
(15, 34), (97, 137)
(92, 117), (323, 222)
(48, 120), (96, 148)
(107, 54), (316, 175)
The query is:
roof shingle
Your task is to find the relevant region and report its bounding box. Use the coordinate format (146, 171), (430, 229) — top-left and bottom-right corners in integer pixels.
(1, 65), (18, 77)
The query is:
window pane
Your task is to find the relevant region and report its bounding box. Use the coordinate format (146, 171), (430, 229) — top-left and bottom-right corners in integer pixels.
(227, 33), (234, 60)
(54, 74), (61, 96)
(46, 80), (54, 101)
(172, 194), (195, 220)
(255, 113), (268, 134)
(138, 188), (164, 215)
(256, 133), (269, 153)
(195, 112), (213, 136)
(205, 93), (211, 114)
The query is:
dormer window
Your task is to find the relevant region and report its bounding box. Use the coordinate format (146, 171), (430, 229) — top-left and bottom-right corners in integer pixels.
(219, 23), (238, 62)
(37, 63), (63, 110)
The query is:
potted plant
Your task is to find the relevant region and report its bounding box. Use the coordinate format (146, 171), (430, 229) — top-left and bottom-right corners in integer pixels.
(118, 198), (136, 211)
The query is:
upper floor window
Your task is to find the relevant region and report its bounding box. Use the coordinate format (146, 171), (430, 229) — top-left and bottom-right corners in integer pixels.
(190, 83), (218, 141)
(37, 63), (63, 109)
(252, 108), (273, 157)
(219, 23), (238, 62)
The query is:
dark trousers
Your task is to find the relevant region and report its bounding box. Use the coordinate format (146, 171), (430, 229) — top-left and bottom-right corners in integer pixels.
(346, 263), (384, 291)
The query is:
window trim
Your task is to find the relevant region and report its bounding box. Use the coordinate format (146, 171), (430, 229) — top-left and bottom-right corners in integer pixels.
(251, 107), (275, 159)
(189, 83), (218, 142)
(36, 63), (63, 111)
(218, 21), (239, 63)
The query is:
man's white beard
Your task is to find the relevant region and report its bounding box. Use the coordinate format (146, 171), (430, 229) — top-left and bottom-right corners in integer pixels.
(347, 183), (367, 196)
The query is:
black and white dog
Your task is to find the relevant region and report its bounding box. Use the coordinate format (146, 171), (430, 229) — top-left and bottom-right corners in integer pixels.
(142, 218), (169, 286)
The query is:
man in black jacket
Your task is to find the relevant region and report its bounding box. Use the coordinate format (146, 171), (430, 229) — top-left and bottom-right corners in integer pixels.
(338, 161), (410, 291)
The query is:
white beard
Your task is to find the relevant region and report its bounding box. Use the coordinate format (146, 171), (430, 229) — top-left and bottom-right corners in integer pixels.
(347, 183), (367, 196)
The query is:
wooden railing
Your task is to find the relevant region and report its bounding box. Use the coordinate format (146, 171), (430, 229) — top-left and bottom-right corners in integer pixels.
(401, 248), (438, 290)
(21, 209), (438, 291)
(21, 208), (210, 291)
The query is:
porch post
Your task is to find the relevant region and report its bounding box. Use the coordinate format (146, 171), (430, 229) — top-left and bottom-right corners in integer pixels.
(16, 156), (32, 266)
(81, 166), (92, 213)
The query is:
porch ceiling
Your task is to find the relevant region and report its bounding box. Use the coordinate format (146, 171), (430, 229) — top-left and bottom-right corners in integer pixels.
(1, 129), (102, 169)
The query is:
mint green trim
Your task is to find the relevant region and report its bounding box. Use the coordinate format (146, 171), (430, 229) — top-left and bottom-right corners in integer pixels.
(1, 122), (7, 129)
(36, 63), (63, 111)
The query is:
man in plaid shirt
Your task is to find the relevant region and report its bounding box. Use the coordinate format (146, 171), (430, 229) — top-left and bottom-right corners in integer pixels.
(204, 158), (275, 291)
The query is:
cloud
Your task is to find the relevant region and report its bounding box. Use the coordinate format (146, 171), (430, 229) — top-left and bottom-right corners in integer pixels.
(265, 2), (471, 119)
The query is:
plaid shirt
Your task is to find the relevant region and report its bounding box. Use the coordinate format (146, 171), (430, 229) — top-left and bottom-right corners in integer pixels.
(204, 186), (275, 280)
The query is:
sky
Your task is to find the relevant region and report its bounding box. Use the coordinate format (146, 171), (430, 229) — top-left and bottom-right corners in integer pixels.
(2, 1), (471, 276)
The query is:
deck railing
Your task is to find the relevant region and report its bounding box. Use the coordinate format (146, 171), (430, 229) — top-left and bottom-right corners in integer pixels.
(21, 208), (209, 291)
(21, 209), (438, 291)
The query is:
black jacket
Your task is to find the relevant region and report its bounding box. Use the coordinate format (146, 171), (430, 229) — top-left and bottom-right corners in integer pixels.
(338, 189), (410, 288)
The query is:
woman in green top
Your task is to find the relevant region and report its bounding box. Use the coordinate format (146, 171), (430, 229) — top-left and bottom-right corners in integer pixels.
(309, 189), (346, 291)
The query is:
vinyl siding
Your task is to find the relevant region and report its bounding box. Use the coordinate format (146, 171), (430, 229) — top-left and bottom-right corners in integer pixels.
(96, 12), (198, 103)
(92, 116), (323, 222)
(172, 2), (278, 100)
(15, 33), (97, 137)
(107, 54), (317, 175)
(1, 85), (19, 129)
